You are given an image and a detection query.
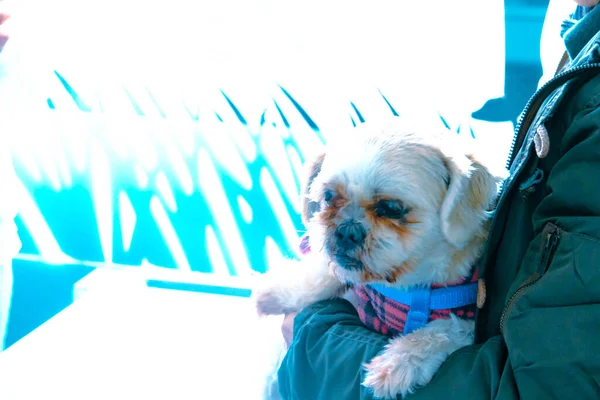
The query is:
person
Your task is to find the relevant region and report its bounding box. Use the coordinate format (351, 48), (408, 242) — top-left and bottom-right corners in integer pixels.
(277, 1), (600, 398)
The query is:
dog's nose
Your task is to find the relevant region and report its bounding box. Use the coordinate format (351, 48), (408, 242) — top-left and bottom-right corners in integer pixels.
(335, 220), (366, 250)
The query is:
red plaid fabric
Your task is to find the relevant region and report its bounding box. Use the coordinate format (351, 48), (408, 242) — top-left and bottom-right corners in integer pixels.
(300, 234), (477, 337)
(352, 270), (478, 337)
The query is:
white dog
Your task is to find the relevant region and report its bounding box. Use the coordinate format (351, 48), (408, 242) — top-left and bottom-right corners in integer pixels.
(255, 117), (500, 399)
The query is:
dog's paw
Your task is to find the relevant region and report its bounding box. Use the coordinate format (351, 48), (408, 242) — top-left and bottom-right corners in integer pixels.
(362, 342), (433, 399)
(254, 287), (289, 316)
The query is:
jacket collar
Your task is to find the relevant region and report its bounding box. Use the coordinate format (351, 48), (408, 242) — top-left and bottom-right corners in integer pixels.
(564, 5), (600, 59)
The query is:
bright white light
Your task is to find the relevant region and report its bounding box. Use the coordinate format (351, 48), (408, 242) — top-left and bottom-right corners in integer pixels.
(118, 191), (136, 253)
(260, 168), (299, 257)
(201, 119), (253, 191)
(134, 165), (148, 190)
(165, 143), (194, 196)
(149, 195), (191, 271)
(237, 195), (253, 224)
(260, 125), (299, 213)
(56, 148), (72, 189)
(90, 144), (113, 265)
(128, 131), (158, 173)
(11, 144), (42, 183)
(61, 113), (89, 173)
(286, 145), (303, 194)
(156, 171), (177, 213)
(264, 235), (289, 272)
(226, 123), (257, 163)
(37, 146), (62, 192)
(13, 180), (73, 264)
(197, 149), (251, 276)
(205, 225), (230, 276)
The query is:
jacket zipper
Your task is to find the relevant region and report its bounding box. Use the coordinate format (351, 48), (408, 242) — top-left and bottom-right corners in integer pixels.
(486, 62), (600, 337)
(477, 63), (600, 291)
(505, 63), (600, 171)
(499, 226), (562, 334)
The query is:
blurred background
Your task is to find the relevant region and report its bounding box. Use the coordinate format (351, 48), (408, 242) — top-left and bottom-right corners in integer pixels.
(0, 0), (573, 349)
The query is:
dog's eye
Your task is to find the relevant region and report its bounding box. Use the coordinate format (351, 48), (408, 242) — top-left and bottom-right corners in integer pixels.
(323, 190), (335, 206)
(375, 199), (408, 219)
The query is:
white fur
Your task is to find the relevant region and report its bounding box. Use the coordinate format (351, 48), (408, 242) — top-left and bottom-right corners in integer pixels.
(253, 253), (344, 316)
(363, 316), (475, 398)
(254, 117), (501, 399)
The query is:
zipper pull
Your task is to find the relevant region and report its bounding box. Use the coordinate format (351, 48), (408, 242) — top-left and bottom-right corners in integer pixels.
(539, 227), (561, 274)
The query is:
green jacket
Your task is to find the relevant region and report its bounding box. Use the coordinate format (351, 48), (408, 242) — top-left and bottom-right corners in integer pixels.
(278, 6), (600, 400)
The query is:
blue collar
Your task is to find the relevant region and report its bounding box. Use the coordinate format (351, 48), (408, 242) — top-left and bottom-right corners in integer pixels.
(368, 282), (478, 334)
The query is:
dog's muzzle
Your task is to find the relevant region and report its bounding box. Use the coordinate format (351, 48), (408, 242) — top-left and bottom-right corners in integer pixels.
(328, 220), (366, 271)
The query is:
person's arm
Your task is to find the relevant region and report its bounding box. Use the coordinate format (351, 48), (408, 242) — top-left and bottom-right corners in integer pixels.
(278, 298), (391, 400)
(278, 298), (510, 400)
(278, 81), (600, 400)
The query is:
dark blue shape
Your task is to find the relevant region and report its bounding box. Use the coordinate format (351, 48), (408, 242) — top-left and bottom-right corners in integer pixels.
(273, 100), (290, 128)
(54, 71), (92, 112)
(379, 90), (399, 116)
(350, 115), (356, 127)
(470, 126), (476, 139)
(221, 90), (247, 125)
(278, 86), (320, 132)
(215, 112), (223, 122)
(350, 102), (365, 123)
(259, 109), (267, 126)
(439, 114), (451, 130)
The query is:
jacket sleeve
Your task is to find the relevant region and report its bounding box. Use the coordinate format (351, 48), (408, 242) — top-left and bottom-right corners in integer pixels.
(277, 298), (512, 400)
(277, 298), (389, 400)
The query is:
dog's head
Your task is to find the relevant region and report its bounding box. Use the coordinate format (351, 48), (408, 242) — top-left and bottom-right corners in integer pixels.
(301, 118), (500, 286)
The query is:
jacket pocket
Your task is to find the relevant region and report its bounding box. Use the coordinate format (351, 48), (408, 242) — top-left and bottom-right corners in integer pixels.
(501, 226), (600, 390)
(500, 222), (600, 336)
(499, 222), (561, 334)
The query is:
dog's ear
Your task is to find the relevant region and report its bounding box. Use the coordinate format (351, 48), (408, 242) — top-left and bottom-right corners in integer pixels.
(440, 153), (499, 248)
(301, 152), (326, 227)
